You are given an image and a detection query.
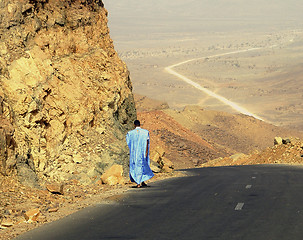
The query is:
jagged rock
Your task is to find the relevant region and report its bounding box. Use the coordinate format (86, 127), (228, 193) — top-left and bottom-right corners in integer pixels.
(16, 155), (40, 188)
(150, 151), (160, 163)
(161, 165), (173, 173)
(161, 157), (174, 169)
(150, 161), (161, 173)
(24, 208), (40, 223)
(274, 137), (283, 145)
(1, 218), (14, 228)
(0, 0), (136, 183)
(282, 138), (291, 145)
(0, 115), (15, 175)
(150, 146), (173, 171)
(45, 183), (64, 195)
(48, 208), (59, 213)
(155, 146), (165, 157)
(101, 164), (125, 185)
(104, 176), (120, 186)
(274, 137), (291, 145)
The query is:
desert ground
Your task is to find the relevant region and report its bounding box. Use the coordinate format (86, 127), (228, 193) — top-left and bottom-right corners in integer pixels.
(2, 1), (303, 239)
(104, 0), (303, 130)
(117, 31), (303, 130)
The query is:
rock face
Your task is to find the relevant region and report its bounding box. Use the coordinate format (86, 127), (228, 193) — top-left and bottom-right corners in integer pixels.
(150, 146), (174, 173)
(101, 164), (125, 185)
(0, 0), (136, 185)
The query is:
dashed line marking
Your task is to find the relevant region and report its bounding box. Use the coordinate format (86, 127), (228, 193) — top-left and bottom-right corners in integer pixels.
(235, 203), (245, 211)
(246, 185), (252, 189)
(252, 177), (256, 179)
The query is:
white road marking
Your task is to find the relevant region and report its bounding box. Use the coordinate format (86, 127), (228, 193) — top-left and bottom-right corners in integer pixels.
(246, 185), (252, 189)
(252, 177), (256, 179)
(165, 45), (278, 120)
(235, 203), (245, 211)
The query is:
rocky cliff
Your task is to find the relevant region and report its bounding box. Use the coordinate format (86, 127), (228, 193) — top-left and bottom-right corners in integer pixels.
(0, 0), (136, 186)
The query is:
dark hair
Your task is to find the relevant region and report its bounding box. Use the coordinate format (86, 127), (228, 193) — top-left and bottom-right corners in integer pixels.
(134, 120), (140, 126)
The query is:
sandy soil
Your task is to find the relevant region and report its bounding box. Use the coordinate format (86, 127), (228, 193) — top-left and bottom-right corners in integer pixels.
(121, 30), (303, 130)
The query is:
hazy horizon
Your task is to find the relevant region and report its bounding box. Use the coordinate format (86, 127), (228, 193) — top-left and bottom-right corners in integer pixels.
(104, 0), (303, 43)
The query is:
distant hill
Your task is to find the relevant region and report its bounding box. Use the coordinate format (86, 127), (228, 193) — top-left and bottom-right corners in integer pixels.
(136, 95), (303, 169)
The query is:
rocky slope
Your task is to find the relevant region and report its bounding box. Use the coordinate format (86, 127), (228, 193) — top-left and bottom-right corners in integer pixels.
(136, 97), (303, 169)
(163, 105), (303, 155)
(201, 137), (303, 167)
(138, 110), (228, 169)
(0, 0), (136, 186)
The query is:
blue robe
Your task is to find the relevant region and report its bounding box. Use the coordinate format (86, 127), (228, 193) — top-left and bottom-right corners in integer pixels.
(126, 127), (154, 184)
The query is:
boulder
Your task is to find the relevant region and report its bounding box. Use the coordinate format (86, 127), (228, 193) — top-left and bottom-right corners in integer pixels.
(282, 138), (291, 145)
(154, 146), (165, 157)
(162, 157), (174, 169)
(150, 151), (161, 163)
(161, 165), (173, 173)
(101, 164), (125, 186)
(1, 218), (14, 228)
(16, 155), (40, 189)
(150, 161), (161, 173)
(24, 208), (40, 223)
(104, 176), (120, 186)
(150, 146), (174, 172)
(274, 137), (283, 146)
(46, 183), (64, 195)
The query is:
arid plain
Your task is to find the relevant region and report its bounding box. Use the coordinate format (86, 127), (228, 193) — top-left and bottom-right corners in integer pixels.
(2, 2), (303, 239)
(105, 0), (303, 130)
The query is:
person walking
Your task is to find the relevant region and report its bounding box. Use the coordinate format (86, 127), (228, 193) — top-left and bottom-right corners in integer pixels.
(126, 120), (154, 188)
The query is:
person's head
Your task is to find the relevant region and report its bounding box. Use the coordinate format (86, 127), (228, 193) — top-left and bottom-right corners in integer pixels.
(134, 120), (140, 127)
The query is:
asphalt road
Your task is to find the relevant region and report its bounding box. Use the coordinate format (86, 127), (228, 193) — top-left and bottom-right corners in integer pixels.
(15, 165), (303, 240)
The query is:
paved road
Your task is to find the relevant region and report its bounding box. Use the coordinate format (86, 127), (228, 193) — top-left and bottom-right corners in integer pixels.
(15, 165), (303, 240)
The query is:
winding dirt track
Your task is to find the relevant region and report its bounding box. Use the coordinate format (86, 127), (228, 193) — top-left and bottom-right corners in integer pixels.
(164, 47), (279, 121)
